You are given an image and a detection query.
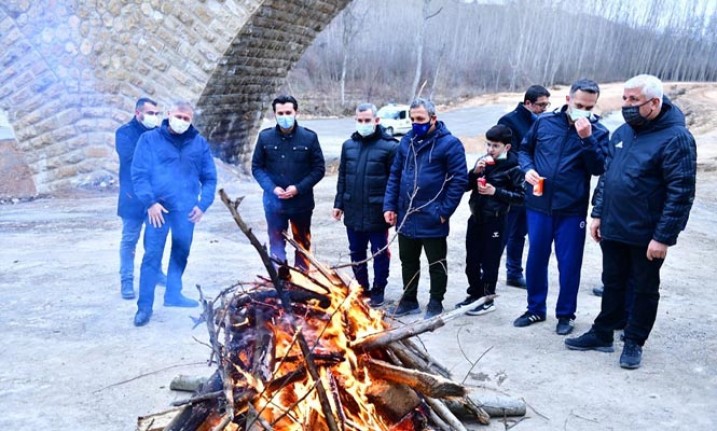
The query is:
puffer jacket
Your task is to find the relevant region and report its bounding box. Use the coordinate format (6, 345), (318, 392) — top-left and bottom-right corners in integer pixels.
(115, 117), (153, 218)
(251, 123), (325, 214)
(334, 125), (398, 232)
(591, 96), (697, 246)
(467, 152), (524, 221)
(519, 106), (608, 216)
(383, 121), (468, 238)
(131, 120), (217, 213)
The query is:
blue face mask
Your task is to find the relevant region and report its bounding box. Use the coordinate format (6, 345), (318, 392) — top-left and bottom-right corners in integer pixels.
(276, 115), (295, 130)
(412, 121), (431, 138)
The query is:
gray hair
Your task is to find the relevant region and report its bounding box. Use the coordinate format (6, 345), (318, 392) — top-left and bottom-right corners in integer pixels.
(625, 74), (664, 100)
(569, 78), (601, 96)
(356, 102), (378, 116)
(168, 99), (195, 113)
(409, 97), (436, 116)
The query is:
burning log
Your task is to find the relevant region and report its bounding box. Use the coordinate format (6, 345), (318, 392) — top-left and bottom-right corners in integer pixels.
(138, 190), (524, 430)
(363, 358), (466, 399)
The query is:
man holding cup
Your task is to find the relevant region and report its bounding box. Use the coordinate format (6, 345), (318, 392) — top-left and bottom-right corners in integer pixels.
(515, 79), (609, 335)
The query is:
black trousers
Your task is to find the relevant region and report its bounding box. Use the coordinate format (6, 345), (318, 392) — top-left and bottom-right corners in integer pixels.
(465, 214), (506, 298)
(593, 240), (664, 346)
(398, 234), (448, 303)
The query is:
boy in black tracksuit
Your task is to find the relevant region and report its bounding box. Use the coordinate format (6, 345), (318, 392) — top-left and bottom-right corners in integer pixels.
(456, 125), (525, 315)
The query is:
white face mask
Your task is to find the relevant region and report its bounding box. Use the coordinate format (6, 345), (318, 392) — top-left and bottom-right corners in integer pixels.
(497, 150), (508, 160)
(169, 116), (191, 134)
(569, 107), (592, 122)
(141, 113), (160, 129)
(356, 122), (376, 137)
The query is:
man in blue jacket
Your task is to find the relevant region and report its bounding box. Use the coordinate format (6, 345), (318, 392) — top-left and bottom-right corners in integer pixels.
(115, 97), (166, 300)
(252, 95), (325, 270)
(131, 100), (217, 326)
(516, 79), (608, 335)
(498, 85), (551, 289)
(333, 103), (398, 308)
(384, 98), (468, 319)
(566, 75), (696, 369)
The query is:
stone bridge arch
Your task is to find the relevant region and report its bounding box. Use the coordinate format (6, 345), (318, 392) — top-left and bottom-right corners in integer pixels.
(0, 0), (350, 195)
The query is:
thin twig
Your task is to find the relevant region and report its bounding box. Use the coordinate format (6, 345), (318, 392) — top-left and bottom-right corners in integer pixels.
(92, 361), (205, 393)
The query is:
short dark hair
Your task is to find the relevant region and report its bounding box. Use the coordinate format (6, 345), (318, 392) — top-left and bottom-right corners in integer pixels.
(524, 85), (550, 104)
(135, 97), (157, 110)
(570, 78), (600, 96)
(485, 124), (512, 145)
(272, 95), (298, 112)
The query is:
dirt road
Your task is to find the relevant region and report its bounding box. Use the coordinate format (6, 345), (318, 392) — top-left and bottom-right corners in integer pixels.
(1, 89), (716, 430)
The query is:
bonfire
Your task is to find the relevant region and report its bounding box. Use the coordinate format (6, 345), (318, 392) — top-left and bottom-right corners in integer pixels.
(137, 190), (525, 431)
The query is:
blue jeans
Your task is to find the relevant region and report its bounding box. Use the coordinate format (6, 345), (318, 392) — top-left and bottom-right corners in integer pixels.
(525, 210), (586, 320)
(137, 210), (195, 312)
(265, 210), (312, 271)
(119, 217), (143, 283)
(346, 227), (390, 290)
(503, 206), (527, 280)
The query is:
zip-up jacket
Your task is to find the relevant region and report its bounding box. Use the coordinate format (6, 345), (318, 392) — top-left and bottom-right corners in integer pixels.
(131, 120), (217, 213)
(467, 152), (524, 221)
(252, 123), (325, 214)
(334, 125), (398, 232)
(498, 103), (536, 155)
(115, 117), (153, 218)
(519, 106), (608, 216)
(383, 121), (468, 238)
(591, 96), (697, 246)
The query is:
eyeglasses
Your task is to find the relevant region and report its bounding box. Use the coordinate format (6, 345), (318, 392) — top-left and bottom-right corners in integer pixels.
(534, 102), (551, 109)
(145, 111), (160, 116)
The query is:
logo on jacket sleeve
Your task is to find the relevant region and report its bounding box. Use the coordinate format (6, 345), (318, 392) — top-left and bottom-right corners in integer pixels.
(615, 141), (623, 149)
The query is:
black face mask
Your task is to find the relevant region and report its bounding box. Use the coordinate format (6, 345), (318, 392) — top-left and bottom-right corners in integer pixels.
(621, 99), (655, 128)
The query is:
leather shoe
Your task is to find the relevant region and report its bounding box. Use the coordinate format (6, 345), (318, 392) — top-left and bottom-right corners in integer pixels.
(164, 294), (199, 308)
(121, 281), (135, 300)
(506, 277), (527, 289)
(134, 309), (152, 327)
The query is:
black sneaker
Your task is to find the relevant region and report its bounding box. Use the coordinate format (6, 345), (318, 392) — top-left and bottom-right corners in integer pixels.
(565, 330), (614, 352)
(620, 339), (642, 369)
(556, 318), (575, 335)
(369, 290), (385, 308)
(455, 295), (479, 308)
(360, 286), (372, 298)
(389, 301), (421, 318)
(466, 301), (495, 316)
(424, 298), (443, 320)
(506, 277), (527, 289)
(513, 311), (545, 327)
(592, 285), (604, 296)
(133, 309), (152, 327)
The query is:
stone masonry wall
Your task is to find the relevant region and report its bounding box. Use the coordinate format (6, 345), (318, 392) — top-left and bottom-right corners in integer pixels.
(0, 0), (350, 195)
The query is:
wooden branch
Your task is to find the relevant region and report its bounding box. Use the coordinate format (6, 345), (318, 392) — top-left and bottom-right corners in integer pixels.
(352, 295), (496, 351)
(401, 338), (452, 378)
(425, 397), (468, 431)
(283, 234), (343, 286)
(445, 393), (526, 418)
(364, 358), (466, 399)
(389, 343), (451, 379)
(171, 390), (223, 407)
(219, 189), (280, 289)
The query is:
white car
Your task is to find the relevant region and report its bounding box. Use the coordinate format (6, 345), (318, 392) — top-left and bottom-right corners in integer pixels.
(377, 104), (411, 136)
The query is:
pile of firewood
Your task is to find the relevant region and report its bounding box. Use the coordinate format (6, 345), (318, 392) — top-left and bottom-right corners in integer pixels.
(136, 190), (525, 431)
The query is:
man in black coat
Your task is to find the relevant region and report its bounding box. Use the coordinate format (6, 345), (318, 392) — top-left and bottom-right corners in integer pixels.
(566, 75), (697, 369)
(252, 95), (325, 270)
(333, 103), (398, 308)
(115, 97), (165, 300)
(497, 85), (551, 289)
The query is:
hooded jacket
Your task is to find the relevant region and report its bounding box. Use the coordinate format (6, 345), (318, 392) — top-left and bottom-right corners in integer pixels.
(115, 117), (153, 218)
(252, 123), (325, 214)
(519, 106), (609, 217)
(383, 121), (468, 238)
(591, 96), (697, 246)
(131, 120), (217, 213)
(467, 152), (524, 221)
(334, 125), (398, 232)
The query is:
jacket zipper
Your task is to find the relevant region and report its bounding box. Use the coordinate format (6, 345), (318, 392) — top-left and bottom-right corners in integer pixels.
(547, 128), (571, 213)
